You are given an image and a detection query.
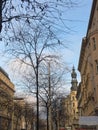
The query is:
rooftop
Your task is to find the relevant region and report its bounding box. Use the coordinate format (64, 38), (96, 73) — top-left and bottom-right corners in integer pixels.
(0, 67), (10, 79)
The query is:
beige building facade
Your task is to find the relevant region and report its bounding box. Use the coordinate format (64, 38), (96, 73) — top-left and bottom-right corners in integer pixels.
(0, 67), (32, 130)
(0, 67), (15, 130)
(76, 1), (98, 130)
(77, 0), (98, 117)
(65, 67), (78, 130)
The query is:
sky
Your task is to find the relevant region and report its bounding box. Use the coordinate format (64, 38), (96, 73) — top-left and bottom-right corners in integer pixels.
(61, 0), (92, 81)
(0, 0), (93, 93)
(62, 0), (92, 64)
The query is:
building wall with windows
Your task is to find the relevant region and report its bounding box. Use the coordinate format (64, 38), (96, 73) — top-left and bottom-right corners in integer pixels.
(77, 0), (98, 117)
(65, 67), (78, 130)
(0, 67), (35, 130)
(0, 67), (15, 130)
(65, 91), (78, 130)
(13, 97), (36, 130)
(78, 37), (95, 116)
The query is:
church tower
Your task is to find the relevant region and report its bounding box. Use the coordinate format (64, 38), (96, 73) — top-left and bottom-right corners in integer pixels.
(71, 66), (78, 91)
(67, 66), (78, 130)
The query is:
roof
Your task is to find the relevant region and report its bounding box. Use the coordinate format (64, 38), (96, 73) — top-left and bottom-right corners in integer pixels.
(0, 67), (9, 79)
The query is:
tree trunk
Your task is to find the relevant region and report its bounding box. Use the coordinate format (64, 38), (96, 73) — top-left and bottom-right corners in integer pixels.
(0, 0), (2, 33)
(47, 106), (49, 130)
(48, 63), (52, 130)
(36, 59), (39, 130)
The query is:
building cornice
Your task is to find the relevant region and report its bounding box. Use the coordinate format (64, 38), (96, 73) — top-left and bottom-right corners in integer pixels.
(78, 0), (97, 72)
(0, 67), (9, 79)
(78, 37), (87, 71)
(0, 69), (15, 92)
(86, 0), (97, 36)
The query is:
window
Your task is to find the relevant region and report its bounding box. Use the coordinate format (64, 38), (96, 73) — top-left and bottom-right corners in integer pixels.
(95, 60), (98, 73)
(72, 96), (74, 100)
(92, 37), (96, 50)
(87, 42), (90, 48)
(73, 103), (75, 107)
(73, 110), (75, 114)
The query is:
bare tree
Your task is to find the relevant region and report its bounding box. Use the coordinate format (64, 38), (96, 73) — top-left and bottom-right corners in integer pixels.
(1, 1), (73, 129)
(31, 60), (69, 130)
(0, 0), (78, 33)
(0, 89), (13, 130)
(51, 96), (67, 130)
(3, 22), (66, 130)
(14, 102), (23, 130)
(23, 102), (36, 130)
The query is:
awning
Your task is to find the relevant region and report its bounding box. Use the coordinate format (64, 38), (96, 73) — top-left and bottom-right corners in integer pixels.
(79, 116), (98, 126)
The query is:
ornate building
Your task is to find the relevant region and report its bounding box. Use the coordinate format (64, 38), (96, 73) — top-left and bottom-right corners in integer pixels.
(77, 0), (98, 129)
(65, 67), (78, 130)
(77, 0), (98, 117)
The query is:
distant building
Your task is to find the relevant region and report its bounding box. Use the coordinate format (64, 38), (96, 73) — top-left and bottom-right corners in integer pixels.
(65, 67), (78, 130)
(0, 67), (36, 130)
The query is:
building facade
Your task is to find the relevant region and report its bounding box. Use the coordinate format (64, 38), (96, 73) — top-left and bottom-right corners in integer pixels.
(0, 67), (15, 130)
(77, 0), (98, 129)
(77, 0), (98, 117)
(0, 66), (42, 130)
(65, 67), (78, 130)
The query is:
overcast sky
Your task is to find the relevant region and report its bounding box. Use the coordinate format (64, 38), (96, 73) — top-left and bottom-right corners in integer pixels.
(0, 0), (93, 92)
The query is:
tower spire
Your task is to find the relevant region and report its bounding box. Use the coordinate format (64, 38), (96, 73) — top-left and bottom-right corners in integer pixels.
(71, 66), (78, 91)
